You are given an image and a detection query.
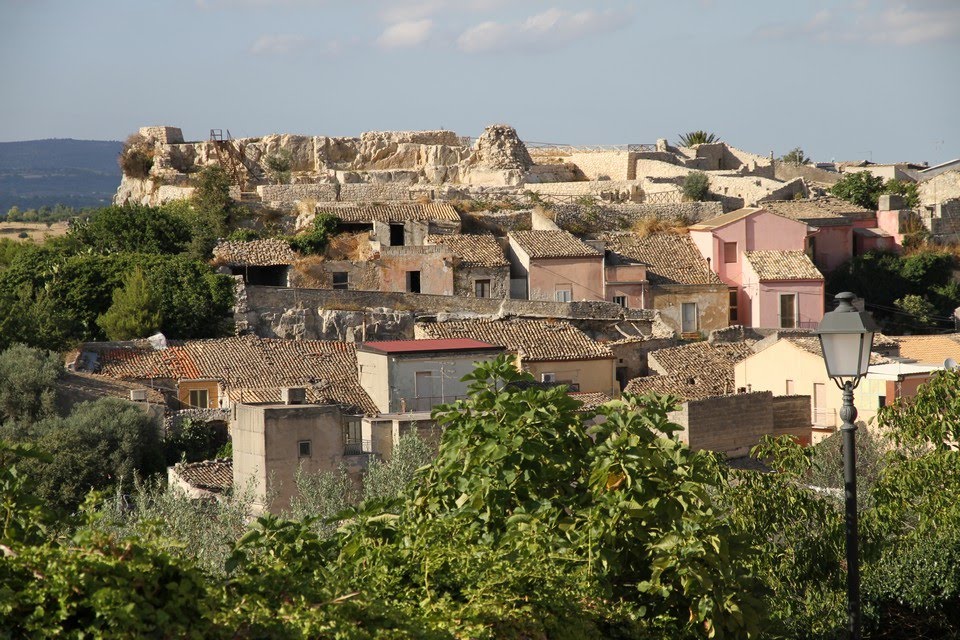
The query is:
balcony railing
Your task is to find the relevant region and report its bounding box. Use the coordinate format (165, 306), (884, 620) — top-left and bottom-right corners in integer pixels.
(406, 395), (466, 413)
(812, 408), (836, 427)
(343, 439), (372, 456)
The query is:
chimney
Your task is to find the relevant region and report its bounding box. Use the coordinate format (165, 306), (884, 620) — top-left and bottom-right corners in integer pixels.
(281, 387), (307, 405)
(878, 194), (904, 211)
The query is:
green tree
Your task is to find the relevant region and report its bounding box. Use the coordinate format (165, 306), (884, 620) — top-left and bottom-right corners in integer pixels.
(188, 166), (237, 260)
(164, 417), (227, 465)
(895, 294), (938, 328)
(288, 212), (340, 255)
(830, 171), (885, 209)
(884, 178), (920, 209)
(678, 131), (719, 146)
(264, 149), (292, 185)
(67, 204), (192, 255)
(16, 398), (165, 512)
(682, 171), (711, 202)
(97, 266), (163, 340)
(0, 344), (61, 425)
(780, 147), (810, 165)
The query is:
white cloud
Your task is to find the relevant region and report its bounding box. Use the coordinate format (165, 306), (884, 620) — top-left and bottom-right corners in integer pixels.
(377, 19), (434, 49)
(755, 0), (960, 46)
(456, 7), (631, 54)
(249, 33), (309, 55)
(379, 0), (448, 23)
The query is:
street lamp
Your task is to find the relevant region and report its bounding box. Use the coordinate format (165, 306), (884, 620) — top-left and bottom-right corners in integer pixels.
(814, 291), (877, 640)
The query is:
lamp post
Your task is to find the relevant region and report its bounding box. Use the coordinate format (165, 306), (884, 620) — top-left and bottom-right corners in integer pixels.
(814, 292), (877, 640)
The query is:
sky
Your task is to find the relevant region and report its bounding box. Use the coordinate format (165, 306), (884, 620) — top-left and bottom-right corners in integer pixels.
(1, 0), (958, 165)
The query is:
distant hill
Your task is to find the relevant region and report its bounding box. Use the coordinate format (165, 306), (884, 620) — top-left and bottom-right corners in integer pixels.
(0, 139), (122, 213)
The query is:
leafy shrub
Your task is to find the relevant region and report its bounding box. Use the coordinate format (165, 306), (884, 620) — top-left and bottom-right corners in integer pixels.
(678, 130), (718, 146)
(227, 227), (262, 242)
(830, 171), (885, 210)
(264, 149), (292, 185)
(97, 266), (163, 340)
(288, 212), (340, 255)
(164, 417), (227, 465)
(780, 146), (810, 165)
(683, 171), (711, 201)
(118, 134), (154, 179)
(0, 344), (61, 425)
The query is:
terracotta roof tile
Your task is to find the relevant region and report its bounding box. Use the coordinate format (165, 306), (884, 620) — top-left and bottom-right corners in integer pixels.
(417, 318), (613, 362)
(212, 239), (296, 267)
(172, 459), (232, 494)
(600, 232), (722, 286)
(570, 391), (612, 410)
(744, 250), (823, 281)
(625, 372), (733, 401)
(649, 341), (755, 376)
(509, 230), (601, 259)
(895, 334), (960, 365)
(781, 336), (891, 365)
(77, 335), (377, 415)
(426, 234), (508, 267)
(317, 202), (460, 223)
(760, 197), (875, 224)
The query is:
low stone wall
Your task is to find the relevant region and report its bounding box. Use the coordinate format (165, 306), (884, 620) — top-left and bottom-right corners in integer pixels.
(774, 162), (841, 186)
(567, 151), (636, 181)
(772, 395), (812, 444)
(669, 391), (773, 457)
(339, 182), (413, 202)
(551, 201), (723, 232)
(237, 284), (657, 342)
(258, 183), (339, 203)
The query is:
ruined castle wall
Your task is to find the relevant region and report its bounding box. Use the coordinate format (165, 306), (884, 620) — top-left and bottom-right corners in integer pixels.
(567, 151), (636, 181)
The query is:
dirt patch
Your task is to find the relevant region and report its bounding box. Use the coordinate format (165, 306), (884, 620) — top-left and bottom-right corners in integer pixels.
(0, 221), (70, 243)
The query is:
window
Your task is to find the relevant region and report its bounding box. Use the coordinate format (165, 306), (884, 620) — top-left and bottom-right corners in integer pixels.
(786, 380), (795, 395)
(189, 389), (208, 408)
(613, 295), (627, 308)
(555, 286), (572, 303)
(406, 270), (421, 293)
(878, 395), (886, 409)
(681, 302), (698, 333)
(474, 279), (491, 298)
(389, 223), (405, 246)
(779, 293), (797, 329)
(332, 272), (348, 290)
(723, 242), (738, 264)
(728, 288), (739, 324)
(298, 440), (312, 458)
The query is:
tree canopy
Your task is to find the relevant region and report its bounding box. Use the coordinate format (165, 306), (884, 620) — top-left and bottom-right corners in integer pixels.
(678, 131), (719, 146)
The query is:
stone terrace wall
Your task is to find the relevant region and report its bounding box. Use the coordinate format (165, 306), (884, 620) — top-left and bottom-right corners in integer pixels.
(772, 395), (812, 444)
(670, 391), (774, 457)
(774, 162), (841, 186)
(340, 182), (413, 202)
(237, 284), (657, 342)
(567, 151), (636, 181)
(258, 184), (339, 203)
(552, 201), (723, 232)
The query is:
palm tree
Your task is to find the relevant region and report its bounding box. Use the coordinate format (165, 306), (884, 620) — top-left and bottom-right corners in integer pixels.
(678, 131), (718, 147)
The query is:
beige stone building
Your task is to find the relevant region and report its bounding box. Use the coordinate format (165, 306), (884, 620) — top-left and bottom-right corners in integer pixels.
(416, 318), (619, 396)
(507, 230), (604, 302)
(601, 232), (728, 336)
(734, 335), (932, 439)
(356, 338), (505, 413)
(426, 233), (510, 298)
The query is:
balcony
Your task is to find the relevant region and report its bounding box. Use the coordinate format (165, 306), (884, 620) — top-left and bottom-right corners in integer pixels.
(343, 439), (372, 456)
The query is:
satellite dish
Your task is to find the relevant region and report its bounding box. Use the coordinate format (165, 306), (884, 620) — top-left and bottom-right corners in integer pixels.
(945, 358), (957, 370)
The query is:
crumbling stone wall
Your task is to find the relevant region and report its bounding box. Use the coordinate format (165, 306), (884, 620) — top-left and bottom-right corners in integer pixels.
(567, 151), (636, 181)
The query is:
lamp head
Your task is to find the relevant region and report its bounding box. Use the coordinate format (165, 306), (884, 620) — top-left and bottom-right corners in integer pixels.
(815, 292), (878, 382)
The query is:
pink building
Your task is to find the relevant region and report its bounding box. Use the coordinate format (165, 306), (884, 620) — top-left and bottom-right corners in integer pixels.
(742, 251), (825, 329)
(688, 207), (826, 328)
(507, 230), (604, 301)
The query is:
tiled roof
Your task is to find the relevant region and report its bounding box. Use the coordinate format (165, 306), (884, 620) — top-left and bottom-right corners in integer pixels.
(688, 208), (763, 231)
(76, 335), (377, 415)
(781, 336), (891, 365)
(417, 318), (614, 362)
(649, 341), (755, 376)
(212, 239), (296, 266)
(761, 197), (875, 225)
(601, 232), (722, 286)
(172, 459), (232, 494)
(359, 338), (502, 354)
(56, 371), (165, 405)
(509, 230), (602, 259)
(570, 391), (612, 411)
(624, 372), (734, 401)
(895, 334), (960, 365)
(316, 203), (460, 223)
(744, 251), (823, 281)
(426, 234), (508, 267)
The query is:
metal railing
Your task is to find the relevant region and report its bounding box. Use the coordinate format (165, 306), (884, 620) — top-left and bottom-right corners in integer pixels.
(406, 395), (466, 413)
(343, 439), (372, 456)
(813, 408), (836, 427)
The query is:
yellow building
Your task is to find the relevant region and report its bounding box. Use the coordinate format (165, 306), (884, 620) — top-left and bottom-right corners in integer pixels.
(735, 336), (934, 440)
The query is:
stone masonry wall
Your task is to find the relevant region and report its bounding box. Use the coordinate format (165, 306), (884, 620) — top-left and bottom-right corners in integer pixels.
(772, 395), (813, 444)
(551, 201), (723, 232)
(258, 184), (339, 203)
(669, 391), (774, 457)
(567, 152), (636, 181)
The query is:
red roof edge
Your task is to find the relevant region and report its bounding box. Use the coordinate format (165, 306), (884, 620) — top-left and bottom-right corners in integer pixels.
(359, 338), (502, 355)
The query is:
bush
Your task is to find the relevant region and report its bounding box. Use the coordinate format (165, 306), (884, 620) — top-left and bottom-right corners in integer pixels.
(678, 131), (718, 146)
(0, 344), (61, 425)
(830, 171), (885, 210)
(288, 212), (340, 255)
(118, 134), (153, 179)
(682, 171), (710, 201)
(97, 266), (163, 340)
(264, 150), (292, 185)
